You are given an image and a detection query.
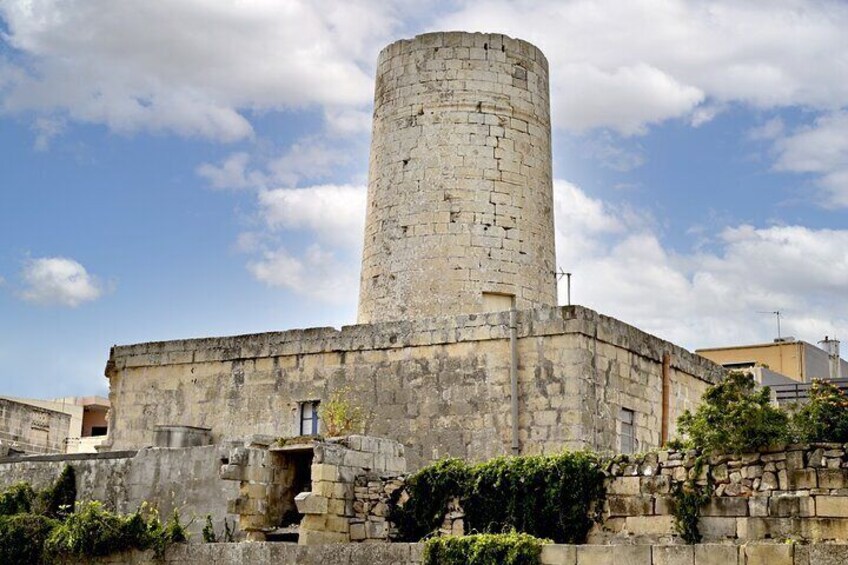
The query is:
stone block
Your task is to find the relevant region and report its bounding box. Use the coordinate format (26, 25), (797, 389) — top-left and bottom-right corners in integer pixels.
(768, 495), (815, 517)
(818, 469), (848, 489)
(294, 492), (328, 515)
(789, 469), (817, 489)
(703, 497), (748, 517)
(540, 544), (577, 565)
(608, 477), (642, 495)
(694, 544), (738, 565)
(816, 496), (848, 517)
(652, 545), (694, 565)
(311, 463), (340, 482)
(801, 518), (848, 541)
(350, 522), (366, 541)
(807, 544), (848, 565)
(576, 545), (650, 565)
(698, 517), (737, 540)
(607, 495), (653, 517)
(624, 515), (675, 536)
(297, 528), (348, 546)
(749, 497), (769, 517)
(743, 543), (793, 565)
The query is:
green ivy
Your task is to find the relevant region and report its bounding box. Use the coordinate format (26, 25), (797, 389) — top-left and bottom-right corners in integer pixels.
(39, 465), (76, 519)
(423, 532), (548, 565)
(390, 452), (605, 544)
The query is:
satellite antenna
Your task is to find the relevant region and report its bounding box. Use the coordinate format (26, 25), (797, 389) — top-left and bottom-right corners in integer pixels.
(555, 268), (572, 306)
(757, 310), (782, 340)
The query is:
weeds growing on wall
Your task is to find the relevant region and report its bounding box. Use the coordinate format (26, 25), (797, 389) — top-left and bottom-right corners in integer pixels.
(423, 532), (548, 565)
(0, 465), (187, 563)
(669, 456), (710, 544)
(390, 452), (605, 544)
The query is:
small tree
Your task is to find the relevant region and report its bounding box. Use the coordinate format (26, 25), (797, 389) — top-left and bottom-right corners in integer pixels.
(675, 371), (789, 454)
(319, 387), (365, 437)
(791, 380), (848, 443)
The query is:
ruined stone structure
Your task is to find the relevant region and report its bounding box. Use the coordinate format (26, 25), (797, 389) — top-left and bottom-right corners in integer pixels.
(358, 32), (557, 323)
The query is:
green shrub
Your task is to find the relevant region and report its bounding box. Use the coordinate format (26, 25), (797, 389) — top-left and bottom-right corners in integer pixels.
(390, 452), (605, 544)
(423, 532), (547, 565)
(202, 514), (217, 543)
(675, 371), (789, 454)
(791, 380), (848, 443)
(44, 501), (187, 561)
(39, 465), (76, 519)
(0, 482), (36, 516)
(0, 513), (57, 564)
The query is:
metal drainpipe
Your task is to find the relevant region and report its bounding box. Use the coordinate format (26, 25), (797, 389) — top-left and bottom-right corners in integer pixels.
(661, 353), (671, 446)
(510, 306), (520, 455)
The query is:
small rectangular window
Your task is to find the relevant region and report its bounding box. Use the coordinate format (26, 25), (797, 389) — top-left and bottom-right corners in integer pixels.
(619, 407), (635, 454)
(90, 426), (108, 437)
(299, 401), (320, 436)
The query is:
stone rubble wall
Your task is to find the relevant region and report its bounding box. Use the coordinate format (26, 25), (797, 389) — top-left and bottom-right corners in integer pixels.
(88, 542), (848, 565)
(105, 305), (723, 468)
(597, 444), (848, 544)
(358, 31), (557, 323)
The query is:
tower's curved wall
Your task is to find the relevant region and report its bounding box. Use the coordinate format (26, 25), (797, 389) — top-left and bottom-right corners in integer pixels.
(357, 32), (557, 323)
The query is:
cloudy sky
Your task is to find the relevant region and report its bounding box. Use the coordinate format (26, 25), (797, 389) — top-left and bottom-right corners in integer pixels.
(1, 0), (847, 398)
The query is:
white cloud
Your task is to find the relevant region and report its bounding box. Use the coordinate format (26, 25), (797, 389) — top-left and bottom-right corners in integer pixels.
(19, 257), (104, 307)
(436, 0), (848, 133)
(0, 0), (398, 141)
(196, 152), (256, 190)
(267, 139), (353, 187)
(248, 244), (358, 304)
(553, 180), (848, 349)
(772, 111), (848, 207)
(258, 184), (366, 249)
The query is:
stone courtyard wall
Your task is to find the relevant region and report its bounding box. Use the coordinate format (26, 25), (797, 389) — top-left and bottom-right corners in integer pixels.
(104, 305), (722, 468)
(0, 445), (238, 539)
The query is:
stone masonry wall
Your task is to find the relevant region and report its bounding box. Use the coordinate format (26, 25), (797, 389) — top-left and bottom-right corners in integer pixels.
(105, 305), (723, 469)
(597, 444), (848, 544)
(358, 32), (556, 324)
(0, 446), (238, 539)
(0, 397), (72, 454)
(88, 542), (848, 565)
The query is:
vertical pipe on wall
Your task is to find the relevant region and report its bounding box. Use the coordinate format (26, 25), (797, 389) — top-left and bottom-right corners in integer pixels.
(661, 352), (671, 446)
(510, 306), (520, 455)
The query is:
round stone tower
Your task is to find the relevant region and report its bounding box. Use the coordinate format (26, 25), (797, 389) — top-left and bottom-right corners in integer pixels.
(357, 32), (557, 324)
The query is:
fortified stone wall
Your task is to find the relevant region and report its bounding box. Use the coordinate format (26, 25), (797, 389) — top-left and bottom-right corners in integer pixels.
(0, 397), (72, 455)
(358, 31), (556, 323)
(104, 306), (722, 468)
(0, 446), (238, 538)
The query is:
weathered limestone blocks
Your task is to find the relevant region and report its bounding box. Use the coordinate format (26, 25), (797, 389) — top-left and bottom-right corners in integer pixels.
(300, 435), (407, 545)
(595, 444), (848, 544)
(358, 31), (557, 323)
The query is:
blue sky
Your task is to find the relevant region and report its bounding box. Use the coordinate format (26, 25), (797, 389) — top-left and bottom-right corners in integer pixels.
(1, 1), (847, 398)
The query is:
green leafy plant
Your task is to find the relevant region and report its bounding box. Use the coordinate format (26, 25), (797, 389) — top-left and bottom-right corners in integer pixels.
(669, 456), (710, 544)
(38, 465), (76, 519)
(791, 380), (848, 443)
(675, 371), (789, 454)
(0, 513), (57, 564)
(423, 532), (548, 565)
(390, 452), (605, 544)
(0, 482), (36, 516)
(319, 387), (365, 437)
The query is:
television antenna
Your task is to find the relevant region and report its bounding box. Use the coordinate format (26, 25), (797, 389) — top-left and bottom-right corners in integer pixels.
(757, 310), (782, 340)
(555, 267), (572, 306)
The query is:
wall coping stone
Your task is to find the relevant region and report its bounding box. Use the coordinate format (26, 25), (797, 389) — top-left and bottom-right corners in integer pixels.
(0, 449), (137, 464)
